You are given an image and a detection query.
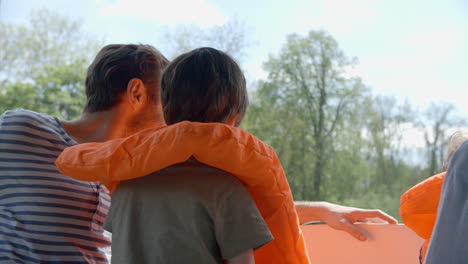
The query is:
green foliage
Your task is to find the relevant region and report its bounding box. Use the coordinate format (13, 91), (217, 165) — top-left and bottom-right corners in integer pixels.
(243, 30), (432, 219)
(0, 9), (100, 119)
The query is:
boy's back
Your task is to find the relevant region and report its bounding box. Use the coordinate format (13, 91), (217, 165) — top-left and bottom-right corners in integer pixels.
(105, 158), (273, 264)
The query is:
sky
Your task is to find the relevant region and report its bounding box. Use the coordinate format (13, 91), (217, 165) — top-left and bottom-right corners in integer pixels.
(1, 0), (467, 149)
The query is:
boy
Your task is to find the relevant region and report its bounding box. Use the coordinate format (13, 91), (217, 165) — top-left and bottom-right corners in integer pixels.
(102, 48), (274, 263)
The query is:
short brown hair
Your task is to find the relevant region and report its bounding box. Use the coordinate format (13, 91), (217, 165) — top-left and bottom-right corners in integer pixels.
(161, 47), (248, 126)
(84, 44), (169, 113)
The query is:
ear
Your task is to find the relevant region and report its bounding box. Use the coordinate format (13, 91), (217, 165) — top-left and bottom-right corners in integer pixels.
(126, 78), (148, 111)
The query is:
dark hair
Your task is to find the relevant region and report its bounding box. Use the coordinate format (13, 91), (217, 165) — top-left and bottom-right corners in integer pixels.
(161, 47), (248, 126)
(84, 44), (169, 113)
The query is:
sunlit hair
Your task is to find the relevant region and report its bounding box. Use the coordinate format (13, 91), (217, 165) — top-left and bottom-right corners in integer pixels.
(442, 131), (468, 171)
(161, 47), (248, 126)
(84, 44), (169, 113)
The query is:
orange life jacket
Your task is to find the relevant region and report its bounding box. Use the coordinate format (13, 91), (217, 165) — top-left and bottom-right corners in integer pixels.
(399, 172), (445, 262)
(56, 121), (311, 264)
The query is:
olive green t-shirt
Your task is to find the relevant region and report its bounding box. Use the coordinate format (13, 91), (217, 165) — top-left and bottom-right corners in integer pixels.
(105, 159), (273, 264)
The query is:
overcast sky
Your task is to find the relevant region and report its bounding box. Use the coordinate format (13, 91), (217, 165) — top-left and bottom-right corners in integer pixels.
(2, 0), (467, 148)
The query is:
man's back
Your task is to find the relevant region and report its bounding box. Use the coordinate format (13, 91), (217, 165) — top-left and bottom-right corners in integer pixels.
(106, 158), (273, 264)
(0, 109), (111, 263)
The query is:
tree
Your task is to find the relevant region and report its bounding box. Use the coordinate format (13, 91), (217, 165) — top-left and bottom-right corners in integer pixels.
(0, 9), (100, 119)
(364, 96), (414, 186)
(159, 18), (250, 63)
(244, 30), (368, 200)
(420, 102), (466, 176)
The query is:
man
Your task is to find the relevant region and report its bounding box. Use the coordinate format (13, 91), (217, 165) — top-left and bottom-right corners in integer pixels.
(424, 139), (468, 264)
(0, 44), (169, 263)
(2, 44), (395, 263)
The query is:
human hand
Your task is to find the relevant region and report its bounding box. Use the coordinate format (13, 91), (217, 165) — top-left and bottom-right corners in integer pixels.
(321, 203), (398, 241)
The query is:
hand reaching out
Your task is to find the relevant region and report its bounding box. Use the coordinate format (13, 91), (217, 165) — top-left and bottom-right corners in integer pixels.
(321, 204), (398, 241)
(295, 201), (398, 241)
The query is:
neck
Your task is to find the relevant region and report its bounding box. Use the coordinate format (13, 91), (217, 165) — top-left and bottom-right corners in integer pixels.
(61, 100), (167, 143)
(60, 109), (138, 143)
(60, 109), (166, 143)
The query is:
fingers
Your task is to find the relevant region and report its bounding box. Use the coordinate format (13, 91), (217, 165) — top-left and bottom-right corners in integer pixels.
(361, 217), (388, 224)
(339, 218), (368, 241)
(357, 209), (398, 224)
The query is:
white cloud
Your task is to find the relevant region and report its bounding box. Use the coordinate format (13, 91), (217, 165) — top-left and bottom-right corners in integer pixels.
(99, 0), (227, 27)
(400, 122), (425, 148)
(243, 56), (269, 83)
(355, 50), (468, 119)
(402, 30), (463, 60)
(318, 0), (379, 35)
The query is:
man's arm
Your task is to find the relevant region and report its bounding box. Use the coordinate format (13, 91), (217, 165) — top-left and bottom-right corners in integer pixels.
(227, 249), (255, 264)
(295, 201), (398, 241)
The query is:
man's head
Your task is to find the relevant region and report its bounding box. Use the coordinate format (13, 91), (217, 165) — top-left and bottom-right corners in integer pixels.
(443, 131), (468, 171)
(161, 47), (248, 126)
(84, 44), (169, 113)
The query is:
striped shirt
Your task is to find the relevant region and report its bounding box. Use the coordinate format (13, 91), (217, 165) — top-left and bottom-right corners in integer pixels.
(0, 109), (111, 263)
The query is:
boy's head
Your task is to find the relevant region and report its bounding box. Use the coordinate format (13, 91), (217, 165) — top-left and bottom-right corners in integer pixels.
(84, 44), (169, 113)
(161, 47), (248, 126)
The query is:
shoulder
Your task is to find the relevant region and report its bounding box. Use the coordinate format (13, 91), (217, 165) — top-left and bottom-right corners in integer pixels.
(205, 169), (251, 203)
(173, 159), (248, 188)
(448, 141), (468, 174)
(173, 162), (250, 199)
(1, 108), (56, 125)
(199, 165), (247, 191)
(450, 140), (468, 165)
(446, 141), (468, 184)
(0, 108), (63, 133)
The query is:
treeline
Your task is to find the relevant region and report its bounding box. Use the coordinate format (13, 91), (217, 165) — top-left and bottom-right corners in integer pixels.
(242, 32), (465, 217)
(1, 10), (464, 218)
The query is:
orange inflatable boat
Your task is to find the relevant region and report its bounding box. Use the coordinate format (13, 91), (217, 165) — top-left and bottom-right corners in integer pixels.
(399, 172), (445, 262)
(56, 121), (310, 264)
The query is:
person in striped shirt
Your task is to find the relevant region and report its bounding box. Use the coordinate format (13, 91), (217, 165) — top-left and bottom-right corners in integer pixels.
(0, 44), (169, 263)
